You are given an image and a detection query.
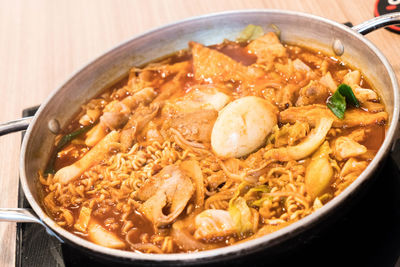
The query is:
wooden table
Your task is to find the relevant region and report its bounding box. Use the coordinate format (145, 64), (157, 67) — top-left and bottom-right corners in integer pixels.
(0, 0), (399, 266)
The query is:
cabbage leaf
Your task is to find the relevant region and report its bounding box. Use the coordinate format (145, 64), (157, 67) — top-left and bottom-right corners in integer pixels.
(236, 24), (264, 43)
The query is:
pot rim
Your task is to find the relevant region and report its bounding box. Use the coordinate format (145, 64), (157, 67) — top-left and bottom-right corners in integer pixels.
(19, 9), (400, 263)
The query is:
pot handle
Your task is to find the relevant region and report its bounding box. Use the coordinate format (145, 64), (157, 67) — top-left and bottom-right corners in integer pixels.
(0, 116), (33, 136)
(0, 208), (64, 242)
(352, 13), (400, 170)
(0, 208), (42, 223)
(352, 12), (400, 35)
(0, 117), (63, 242)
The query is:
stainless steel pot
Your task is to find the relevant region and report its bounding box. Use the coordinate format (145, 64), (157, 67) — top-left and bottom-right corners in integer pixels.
(0, 10), (399, 265)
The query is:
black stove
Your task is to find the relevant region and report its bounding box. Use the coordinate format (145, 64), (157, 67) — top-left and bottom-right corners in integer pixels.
(16, 105), (400, 267)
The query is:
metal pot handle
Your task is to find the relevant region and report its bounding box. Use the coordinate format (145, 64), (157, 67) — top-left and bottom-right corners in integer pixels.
(0, 208), (63, 242)
(0, 116), (64, 242)
(0, 117), (37, 222)
(352, 12), (400, 35)
(0, 116), (33, 136)
(352, 13), (400, 169)
(0, 208), (43, 223)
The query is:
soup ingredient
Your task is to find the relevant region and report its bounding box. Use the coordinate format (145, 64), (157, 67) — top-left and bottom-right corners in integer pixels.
(229, 196), (255, 235)
(45, 124), (93, 174)
(327, 84), (360, 119)
(332, 136), (367, 160)
(56, 125), (93, 151)
(168, 109), (218, 144)
(173, 85), (231, 111)
(211, 96), (278, 158)
(265, 117), (333, 161)
(88, 220), (126, 249)
(120, 103), (160, 150)
(305, 141), (333, 200)
(172, 220), (213, 251)
(236, 24), (264, 43)
(180, 160), (205, 207)
(336, 84), (360, 108)
(246, 32), (286, 66)
(191, 42), (263, 83)
(54, 130), (120, 184)
(85, 87), (157, 146)
(296, 81), (330, 106)
(136, 165), (194, 227)
(194, 209), (236, 240)
(280, 104), (387, 128)
(327, 88), (346, 119)
(74, 206), (92, 232)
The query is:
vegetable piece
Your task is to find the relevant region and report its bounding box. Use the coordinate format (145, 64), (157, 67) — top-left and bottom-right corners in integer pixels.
(305, 141), (334, 200)
(343, 70), (361, 87)
(244, 185), (271, 207)
(194, 209), (236, 240)
(244, 185), (270, 198)
(88, 219), (125, 249)
(74, 206), (92, 232)
(327, 89), (346, 119)
(319, 72), (337, 93)
(57, 125), (93, 151)
(45, 125), (93, 174)
(171, 220), (213, 251)
(251, 197), (272, 207)
(228, 182), (260, 235)
(264, 117), (333, 161)
(237, 24), (264, 43)
(327, 84), (360, 119)
(228, 196), (254, 235)
(337, 84), (360, 108)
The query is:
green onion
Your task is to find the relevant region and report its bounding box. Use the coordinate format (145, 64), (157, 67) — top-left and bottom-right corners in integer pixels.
(55, 125), (93, 151)
(45, 125), (93, 174)
(337, 84), (360, 108)
(327, 83), (360, 119)
(327, 90), (346, 119)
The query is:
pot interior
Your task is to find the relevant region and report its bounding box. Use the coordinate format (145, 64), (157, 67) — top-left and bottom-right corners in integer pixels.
(20, 10), (399, 262)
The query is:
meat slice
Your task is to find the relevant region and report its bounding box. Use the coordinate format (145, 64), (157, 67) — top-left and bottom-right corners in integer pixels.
(279, 104), (387, 128)
(120, 103), (160, 150)
(353, 86), (379, 103)
(295, 81), (330, 106)
(246, 32), (286, 66)
(85, 87), (157, 147)
(191, 42), (263, 83)
(162, 105), (218, 144)
(136, 165), (194, 227)
(332, 136), (367, 161)
(340, 158), (368, 178)
(172, 109), (217, 143)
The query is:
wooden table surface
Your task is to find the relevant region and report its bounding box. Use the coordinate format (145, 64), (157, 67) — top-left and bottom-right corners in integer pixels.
(0, 0), (399, 266)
